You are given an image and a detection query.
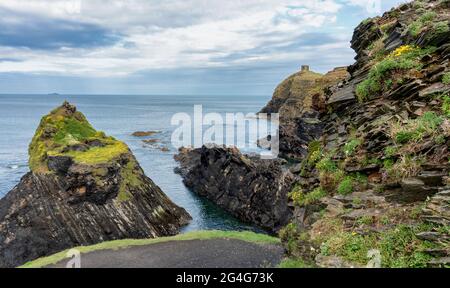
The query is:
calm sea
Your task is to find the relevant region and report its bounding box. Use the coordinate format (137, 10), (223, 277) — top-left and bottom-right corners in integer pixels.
(0, 94), (271, 232)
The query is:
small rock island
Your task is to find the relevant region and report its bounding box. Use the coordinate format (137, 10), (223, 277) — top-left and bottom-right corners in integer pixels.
(0, 102), (191, 268)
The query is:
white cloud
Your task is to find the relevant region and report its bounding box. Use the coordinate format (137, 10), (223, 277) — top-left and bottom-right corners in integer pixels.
(0, 0), (362, 77)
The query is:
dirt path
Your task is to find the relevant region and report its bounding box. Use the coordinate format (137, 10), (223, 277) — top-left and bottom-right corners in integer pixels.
(47, 238), (284, 268)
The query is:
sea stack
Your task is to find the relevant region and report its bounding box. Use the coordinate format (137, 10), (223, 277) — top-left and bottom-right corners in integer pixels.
(0, 102), (191, 268)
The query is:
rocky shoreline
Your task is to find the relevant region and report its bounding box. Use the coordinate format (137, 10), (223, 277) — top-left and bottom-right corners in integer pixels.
(175, 146), (294, 233)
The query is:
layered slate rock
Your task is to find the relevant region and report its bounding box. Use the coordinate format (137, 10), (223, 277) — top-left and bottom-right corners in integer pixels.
(175, 146), (294, 233)
(0, 102), (191, 268)
(279, 0), (450, 267)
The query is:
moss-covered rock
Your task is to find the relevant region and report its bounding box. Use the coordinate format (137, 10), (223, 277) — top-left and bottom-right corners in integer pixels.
(29, 101), (129, 173)
(0, 102), (191, 268)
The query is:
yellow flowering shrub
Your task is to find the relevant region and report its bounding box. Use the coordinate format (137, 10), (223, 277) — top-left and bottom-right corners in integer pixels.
(391, 45), (414, 58)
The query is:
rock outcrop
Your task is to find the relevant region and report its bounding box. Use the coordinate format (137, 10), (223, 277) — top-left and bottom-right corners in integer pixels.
(0, 102), (191, 268)
(175, 0), (450, 268)
(260, 66), (349, 159)
(175, 146), (294, 233)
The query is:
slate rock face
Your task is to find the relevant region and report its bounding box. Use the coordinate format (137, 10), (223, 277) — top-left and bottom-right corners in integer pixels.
(175, 146), (294, 233)
(0, 102), (191, 268)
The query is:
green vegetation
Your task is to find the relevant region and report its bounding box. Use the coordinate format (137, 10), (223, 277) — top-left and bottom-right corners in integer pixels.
(433, 21), (449, 34)
(343, 138), (362, 157)
(356, 216), (374, 226)
(307, 140), (322, 165)
(337, 177), (354, 195)
(361, 18), (372, 25)
(367, 37), (388, 61)
(319, 223), (438, 268)
(391, 112), (443, 144)
(384, 146), (398, 158)
(278, 222), (299, 253)
(413, 0), (425, 9)
(420, 11), (437, 23)
(443, 73), (450, 85)
(299, 140), (323, 177)
(117, 159), (142, 202)
(20, 230), (280, 268)
(356, 46), (436, 102)
(316, 154), (337, 172)
(385, 155), (423, 180)
(442, 94), (450, 117)
(407, 11), (438, 37)
(61, 140), (128, 164)
(278, 258), (313, 268)
(29, 103), (130, 173)
(289, 186), (327, 207)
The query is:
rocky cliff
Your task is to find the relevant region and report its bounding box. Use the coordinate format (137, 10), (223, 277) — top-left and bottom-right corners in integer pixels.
(280, 0), (449, 268)
(0, 102), (191, 268)
(175, 146), (294, 233)
(175, 0), (449, 268)
(260, 65), (349, 159)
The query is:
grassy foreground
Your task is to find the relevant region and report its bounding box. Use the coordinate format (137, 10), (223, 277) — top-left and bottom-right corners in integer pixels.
(20, 230), (280, 268)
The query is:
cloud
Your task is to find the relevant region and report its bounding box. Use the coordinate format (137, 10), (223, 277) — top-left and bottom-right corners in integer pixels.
(0, 8), (120, 50)
(0, 0), (409, 95)
(0, 0), (349, 77)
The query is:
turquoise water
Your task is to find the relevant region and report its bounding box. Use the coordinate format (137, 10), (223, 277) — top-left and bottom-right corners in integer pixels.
(0, 94), (271, 232)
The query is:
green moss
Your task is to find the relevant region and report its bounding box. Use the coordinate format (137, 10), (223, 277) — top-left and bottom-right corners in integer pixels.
(52, 117), (96, 145)
(28, 103), (130, 173)
(117, 159), (142, 202)
(20, 230), (280, 268)
(61, 141), (129, 164)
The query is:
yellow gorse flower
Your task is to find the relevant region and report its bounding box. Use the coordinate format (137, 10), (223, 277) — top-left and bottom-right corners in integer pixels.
(391, 45), (414, 58)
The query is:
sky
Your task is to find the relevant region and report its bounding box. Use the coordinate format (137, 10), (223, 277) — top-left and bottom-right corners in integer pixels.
(0, 0), (409, 95)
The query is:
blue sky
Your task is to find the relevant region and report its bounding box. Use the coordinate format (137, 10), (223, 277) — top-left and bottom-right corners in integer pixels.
(0, 0), (408, 95)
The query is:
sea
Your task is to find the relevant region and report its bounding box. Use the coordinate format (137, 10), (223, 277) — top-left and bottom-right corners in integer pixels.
(0, 94), (271, 232)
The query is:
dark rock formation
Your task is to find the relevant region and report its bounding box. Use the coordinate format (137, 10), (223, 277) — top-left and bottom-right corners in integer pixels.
(175, 146), (294, 233)
(0, 102), (191, 268)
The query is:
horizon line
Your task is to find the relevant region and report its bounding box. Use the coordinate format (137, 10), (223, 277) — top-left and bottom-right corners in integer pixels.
(0, 93), (271, 97)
